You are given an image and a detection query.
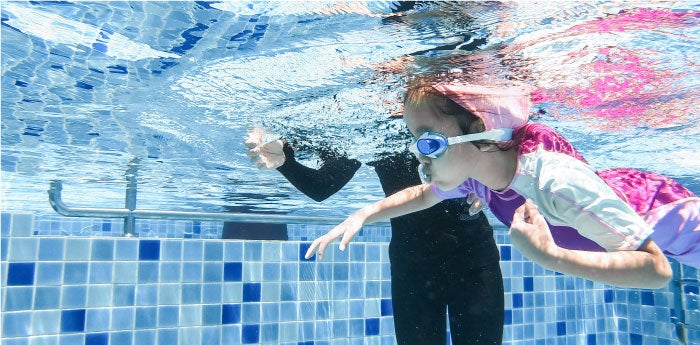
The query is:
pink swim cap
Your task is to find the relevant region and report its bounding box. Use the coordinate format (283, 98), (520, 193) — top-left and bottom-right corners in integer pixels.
(432, 83), (531, 131)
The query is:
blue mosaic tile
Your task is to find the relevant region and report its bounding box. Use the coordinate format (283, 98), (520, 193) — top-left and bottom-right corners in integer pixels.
(115, 239), (138, 260)
(111, 307), (134, 330)
(139, 240), (160, 260)
(182, 262), (203, 282)
(160, 262), (181, 282)
(38, 237), (65, 260)
(242, 324), (260, 344)
(204, 241), (223, 261)
(202, 283), (222, 304)
(183, 241), (203, 261)
(135, 284), (158, 306)
(135, 307), (157, 329)
(4, 287), (34, 311)
(202, 304), (222, 325)
(36, 262), (62, 285)
(243, 303), (261, 323)
(203, 262), (223, 282)
(158, 306), (179, 327)
(222, 304), (241, 324)
(89, 262), (114, 284)
(85, 308), (110, 332)
(34, 286), (61, 310)
(181, 284), (201, 304)
(138, 262), (159, 283)
(60, 309), (86, 332)
(243, 283), (261, 302)
(224, 262), (243, 282)
(7, 262), (35, 286)
(109, 332), (132, 345)
(158, 329), (178, 345)
(380, 299), (392, 316)
(91, 239), (115, 261)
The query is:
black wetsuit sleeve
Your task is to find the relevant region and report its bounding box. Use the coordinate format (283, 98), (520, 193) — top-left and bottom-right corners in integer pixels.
(276, 142), (362, 202)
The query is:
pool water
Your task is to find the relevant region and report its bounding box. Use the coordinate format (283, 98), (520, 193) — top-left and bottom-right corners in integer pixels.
(1, 1), (699, 345)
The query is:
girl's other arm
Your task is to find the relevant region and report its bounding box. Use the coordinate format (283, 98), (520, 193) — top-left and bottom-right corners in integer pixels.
(510, 199), (672, 289)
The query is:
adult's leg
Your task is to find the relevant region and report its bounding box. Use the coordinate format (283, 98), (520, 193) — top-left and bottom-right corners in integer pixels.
(391, 260), (448, 345)
(446, 261), (504, 345)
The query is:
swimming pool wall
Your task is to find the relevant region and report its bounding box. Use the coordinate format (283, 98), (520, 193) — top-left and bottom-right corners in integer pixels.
(2, 211), (699, 345)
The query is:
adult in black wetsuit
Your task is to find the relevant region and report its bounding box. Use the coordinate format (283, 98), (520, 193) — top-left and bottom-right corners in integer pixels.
(248, 137), (504, 345)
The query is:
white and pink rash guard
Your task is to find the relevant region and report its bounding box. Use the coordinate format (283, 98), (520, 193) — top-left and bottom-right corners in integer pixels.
(431, 123), (700, 267)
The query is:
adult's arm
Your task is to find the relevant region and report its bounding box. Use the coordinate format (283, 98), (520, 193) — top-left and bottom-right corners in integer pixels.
(276, 142), (362, 202)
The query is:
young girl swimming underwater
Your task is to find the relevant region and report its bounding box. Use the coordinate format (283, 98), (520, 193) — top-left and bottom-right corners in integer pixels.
(305, 80), (700, 289)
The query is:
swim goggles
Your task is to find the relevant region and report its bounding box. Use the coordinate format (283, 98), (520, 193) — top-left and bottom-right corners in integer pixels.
(409, 128), (513, 159)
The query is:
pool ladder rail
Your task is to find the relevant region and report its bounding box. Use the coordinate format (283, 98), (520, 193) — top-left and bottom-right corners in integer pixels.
(48, 180), (349, 237)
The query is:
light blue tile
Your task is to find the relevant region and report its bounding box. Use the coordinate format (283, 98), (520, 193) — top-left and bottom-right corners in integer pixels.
(113, 285), (135, 306)
(224, 242), (243, 261)
(89, 262), (113, 284)
(201, 327), (220, 345)
(158, 328), (178, 345)
(158, 305), (179, 327)
(203, 262), (223, 282)
(138, 262), (159, 283)
(1, 213), (11, 236)
(87, 285), (112, 307)
(115, 239), (138, 260)
(2, 311), (32, 337)
(114, 262), (138, 284)
(281, 263), (299, 281)
(242, 303), (260, 323)
(158, 284), (181, 305)
(182, 262), (203, 282)
(36, 262), (63, 285)
(204, 241), (223, 261)
(59, 334), (85, 345)
(261, 323), (279, 343)
(11, 213), (34, 237)
(4, 287), (34, 311)
(202, 304), (222, 325)
(202, 283), (222, 304)
(160, 262), (181, 282)
(136, 284), (158, 306)
(31, 310), (61, 335)
(178, 327), (201, 345)
(183, 241), (203, 261)
(9, 238), (38, 261)
(38, 237), (65, 260)
(180, 305), (202, 326)
(133, 329), (156, 345)
(34, 286), (61, 310)
(244, 242), (262, 261)
(161, 241), (182, 261)
(60, 285), (87, 308)
(181, 284), (201, 304)
(299, 301), (315, 320)
(280, 302), (297, 321)
(262, 242), (280, 261)
(110, 331), (133, 345)
(65, 239), (91, 261)
(91, 239), (115, 261)
(3, 338), (29, 345)
(85, 308), (110, 331)
(63, 263), (88, 284)
(281, 242), (298, 261)
(349, 299), (364, 318)
(262, 303), (280, 322)
(263, 263), (281, 281)
(135, 307), (157, 329)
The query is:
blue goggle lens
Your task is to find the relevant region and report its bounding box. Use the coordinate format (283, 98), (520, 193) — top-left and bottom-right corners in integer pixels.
(417, 138), (443, 155)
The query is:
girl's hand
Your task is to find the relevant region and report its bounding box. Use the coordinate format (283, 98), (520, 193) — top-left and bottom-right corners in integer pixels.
(305, 213), (365, 260)
(467, 193), (484, 216)
(245, 128), (285, 169)
(509, 199), (559, 262)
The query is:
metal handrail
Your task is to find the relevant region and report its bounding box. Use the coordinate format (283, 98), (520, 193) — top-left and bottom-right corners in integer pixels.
(48, 180), (356, 227)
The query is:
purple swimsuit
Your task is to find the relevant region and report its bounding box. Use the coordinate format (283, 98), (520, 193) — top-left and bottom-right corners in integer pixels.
(432, 123), (700, 267)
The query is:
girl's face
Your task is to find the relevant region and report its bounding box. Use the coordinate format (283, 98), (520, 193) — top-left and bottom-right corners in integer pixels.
(404, 97), (479, 190)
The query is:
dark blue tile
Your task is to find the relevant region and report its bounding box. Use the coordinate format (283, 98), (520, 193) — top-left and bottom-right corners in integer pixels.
(224, 262), (242, 281)
(86, 332), (109, 345)
(222, 304), (241, 324)
(587, 334), (596, 345)
(512, 293), (523, 308)
(380, 299), (392, 316)
(500, 246), (511, 260)
(504, 310), (512, 325)
(524, 277), (534, 292)
(630, 333), (643, 345)
(139, 240), (160, 260)
(101, 221), (111, 232)
(556, 321), (566, 336)
(685, 285), (699, 294)
(243, 283), (261, 302)
(604, 289), (614, 303)
(60, 309), (86, 332)
(7, 262), (35, 286)
(242, 324), (259, 344)
(640, 291), (654, 306)
(297, 342), (314, 345)
(365, 318), (379, 336)
(300, 243), (314, 261)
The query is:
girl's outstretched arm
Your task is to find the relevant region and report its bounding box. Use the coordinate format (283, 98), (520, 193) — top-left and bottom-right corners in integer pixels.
(305, 183), (440, 259)
(510, 199), (672, 289)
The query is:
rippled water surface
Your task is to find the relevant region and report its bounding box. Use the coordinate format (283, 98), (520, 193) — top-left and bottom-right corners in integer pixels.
(2, 1), (699, 218)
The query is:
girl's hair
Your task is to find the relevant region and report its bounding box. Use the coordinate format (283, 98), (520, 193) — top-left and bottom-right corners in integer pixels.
(404, 78), (512, 150)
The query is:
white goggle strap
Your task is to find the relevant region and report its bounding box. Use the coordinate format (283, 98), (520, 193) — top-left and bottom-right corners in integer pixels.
(446, 128), (513, 145)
